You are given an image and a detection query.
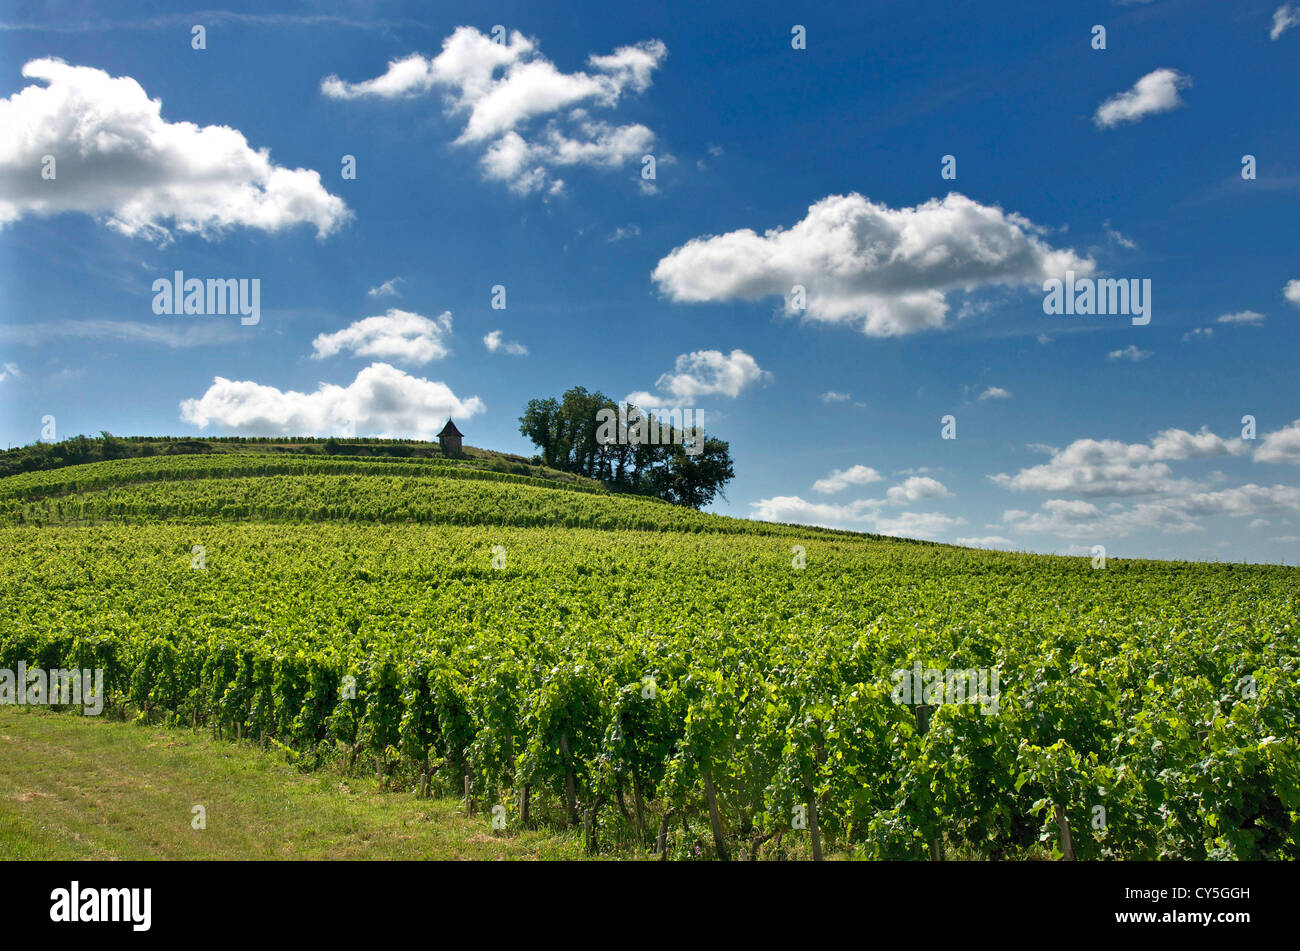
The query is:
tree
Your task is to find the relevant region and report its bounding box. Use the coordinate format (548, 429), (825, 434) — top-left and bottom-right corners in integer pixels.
(519, 398), (562, 468)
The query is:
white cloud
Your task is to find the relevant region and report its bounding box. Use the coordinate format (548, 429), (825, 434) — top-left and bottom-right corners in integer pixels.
(813, 465), (884, 494)
(367, 277), (403, 298)
(1217, 310), (1265, 325)
(886, 476), (950, 505)
(748, 494), (962, 540)
(1004, 485), (1300, 541)
(627, 348), (768, 407)
(990, 424), (1300, 544)
(1104, 221), (1138, 250)
(1182, 327), (1213, 341)
(179, 361), (484, 439)
(1148, 428), (1250, 461)
(1284, 280), (1300, 309)
(0, 361), (19, 381)
(0, 318), (241, 348)
(483, 330), (528, 356)
(991, 427), (1248, 497)
(955, 535), (1015, 549)
(1271, 4), (1300, 39)
(1094, 69), (1190, 129)
(820, 391), (852, 403)
(607, 224), (640, 242)
(873, 511), (965, 539)
(1108, 345), (1151, 361)
(321, 27), (666, 195)
(652, 192), (1092, 337)
(0, 58), (348, 241)
(756, 473), (959, 539)
(977, 386), (1011, 401)
(312, 310), (453, 365)
(1256, 420), (1300, 464)
(750, 496), (876, 529)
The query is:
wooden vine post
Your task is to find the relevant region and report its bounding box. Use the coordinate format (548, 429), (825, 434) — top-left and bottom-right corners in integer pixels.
(812, 741), (830, 860)
(1054, 804), (1075, 861)
(702, 768), (729, 861)
(559, 731), (578, 825)
(914, 703), (943, 861)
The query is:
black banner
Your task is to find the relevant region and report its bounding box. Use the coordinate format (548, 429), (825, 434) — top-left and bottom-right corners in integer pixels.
(0, 860), (1277, 938)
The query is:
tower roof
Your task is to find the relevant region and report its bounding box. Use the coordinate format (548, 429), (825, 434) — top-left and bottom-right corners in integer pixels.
(437, 419), (463, 438)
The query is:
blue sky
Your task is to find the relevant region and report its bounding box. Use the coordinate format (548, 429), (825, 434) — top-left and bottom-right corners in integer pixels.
(1, 0), (1298, 562)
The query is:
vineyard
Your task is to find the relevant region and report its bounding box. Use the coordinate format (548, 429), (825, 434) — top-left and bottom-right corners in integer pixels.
(1, 455), (1296, 859)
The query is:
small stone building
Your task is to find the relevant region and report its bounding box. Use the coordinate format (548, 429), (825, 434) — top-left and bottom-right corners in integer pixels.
(437, 419), (463, 457)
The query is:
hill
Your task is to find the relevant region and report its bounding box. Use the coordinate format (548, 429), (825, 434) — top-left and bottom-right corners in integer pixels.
(0, 432), (600, 484)
(0, 451), (1295, 860)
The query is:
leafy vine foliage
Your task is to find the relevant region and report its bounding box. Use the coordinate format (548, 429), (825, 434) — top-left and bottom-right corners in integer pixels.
(1, 457), (1295, 859)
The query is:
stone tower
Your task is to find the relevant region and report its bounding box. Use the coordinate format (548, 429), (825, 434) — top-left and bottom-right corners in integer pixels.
(437, 419), (463, 457)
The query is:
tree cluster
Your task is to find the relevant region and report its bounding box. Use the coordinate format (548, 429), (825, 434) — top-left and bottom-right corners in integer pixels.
(519, 387), (735, 509)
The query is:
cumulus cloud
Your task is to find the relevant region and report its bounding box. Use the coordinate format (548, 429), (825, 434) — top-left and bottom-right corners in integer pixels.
(750, 496), (877, 529)
(1217, 310), (1265, 325)
(991, 427), (1248, 497)
(1284, 280), (1300, 309)
(1094, 69), (1191, 128)
(1256, 420), (1300, 464)
(873, 511), (965, 539)
(977, 386), (1011, 401)
(179, 361), (484, 438)
(651, 192), (1092, 337)
(1003, 486), (1300, 541)
(0, 58), (348, 241)
(483, 330), (527, 356)
(1182, 327), (1213, 341)
(1108, 345), (1151, 361)
(820, 391), (851, 403)
(990, 425), (1300, 544)
(626, 348), (768, 407)
(0, 361), (19, 382)
(813, 465), (884, 494)
(322, 27), (665, 195)
(312, 310), (453, 365)
(758, 472), (958, 539)
(955, 535), (1015, 549)
(1271, 4), (1300, 40)
(749, 495), (962, 540)
(886, 476), (950, 505)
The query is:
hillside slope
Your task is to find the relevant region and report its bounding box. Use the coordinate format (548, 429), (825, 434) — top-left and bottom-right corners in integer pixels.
(0, 453), (1295, 861)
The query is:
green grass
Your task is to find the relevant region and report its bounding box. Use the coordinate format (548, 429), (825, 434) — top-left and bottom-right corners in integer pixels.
(0, 707), (588, 860)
